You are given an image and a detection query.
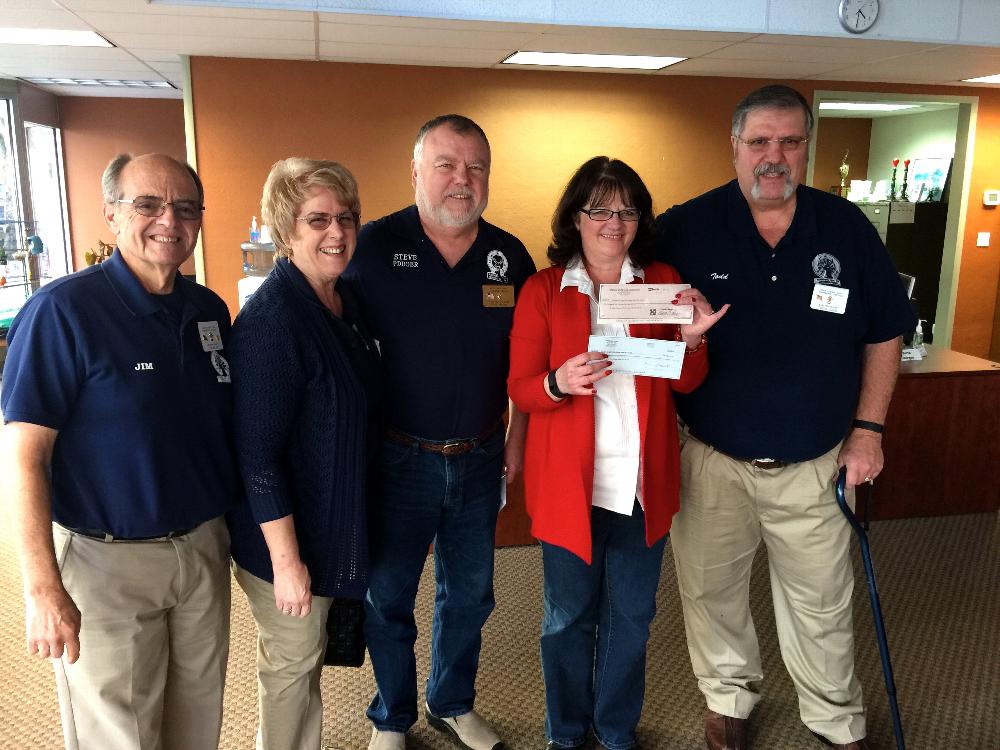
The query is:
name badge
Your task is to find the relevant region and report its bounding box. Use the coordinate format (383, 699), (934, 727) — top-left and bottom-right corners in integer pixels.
(197, 321), (224, 351)
(810, 283), (849, 314)
(482, 284), (515, 308)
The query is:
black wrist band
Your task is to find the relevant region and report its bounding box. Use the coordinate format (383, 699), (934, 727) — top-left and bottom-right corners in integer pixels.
(852, 419), (884, 434)
(547, 370), (568, 399)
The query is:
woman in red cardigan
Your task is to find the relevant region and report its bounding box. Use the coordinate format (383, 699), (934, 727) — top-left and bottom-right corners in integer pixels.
(508, 157), (728, 750)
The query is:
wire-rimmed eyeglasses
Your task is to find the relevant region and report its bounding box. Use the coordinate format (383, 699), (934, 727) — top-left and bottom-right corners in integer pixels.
(735, 136), (810, 153)
(116, 196), (204, 221)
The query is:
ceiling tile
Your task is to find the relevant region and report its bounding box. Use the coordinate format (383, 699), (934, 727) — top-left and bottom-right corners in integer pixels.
(103, 33), (316, 57)
(319, 41), (505, 66)
(76, 12), (314, 40)
(317, 22), (534, 49)
(663, 58), (838, 78)
(0, 10), (92, 30)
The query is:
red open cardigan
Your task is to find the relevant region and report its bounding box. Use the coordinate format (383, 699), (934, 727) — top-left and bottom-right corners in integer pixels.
(508, 261), (708, 564)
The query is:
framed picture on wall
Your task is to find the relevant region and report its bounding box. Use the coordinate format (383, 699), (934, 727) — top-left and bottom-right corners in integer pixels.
(908, 157), (951, 203)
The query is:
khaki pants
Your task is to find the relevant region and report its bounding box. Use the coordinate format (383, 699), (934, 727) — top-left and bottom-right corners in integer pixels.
(671, 436), (866, 744)
(52, 517), (231, 750)
(234, 563), (333, 750)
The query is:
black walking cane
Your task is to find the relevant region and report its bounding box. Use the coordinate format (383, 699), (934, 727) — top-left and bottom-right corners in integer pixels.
(835, 467), (905, 750)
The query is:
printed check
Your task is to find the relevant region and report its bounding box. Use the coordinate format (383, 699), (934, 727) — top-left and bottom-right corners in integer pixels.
(597, 283), (693, 325)
(589, 335), (686, 380)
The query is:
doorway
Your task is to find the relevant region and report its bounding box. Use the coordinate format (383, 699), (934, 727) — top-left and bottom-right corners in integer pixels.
(807, 90), (978, 349)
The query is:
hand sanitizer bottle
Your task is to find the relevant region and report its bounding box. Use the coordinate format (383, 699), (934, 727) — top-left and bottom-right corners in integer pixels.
(912, 319), (924, 349)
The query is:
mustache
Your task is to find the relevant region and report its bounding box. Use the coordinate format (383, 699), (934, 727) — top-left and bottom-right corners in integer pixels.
(754, 162), (791, 178)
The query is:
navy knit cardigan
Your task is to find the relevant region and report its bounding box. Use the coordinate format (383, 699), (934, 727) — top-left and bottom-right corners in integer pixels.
(227, 258), (371, 599)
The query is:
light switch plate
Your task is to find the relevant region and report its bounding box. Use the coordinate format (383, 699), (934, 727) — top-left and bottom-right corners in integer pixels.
(985, 189), (1000, 206)
(977, 232), (991, 247)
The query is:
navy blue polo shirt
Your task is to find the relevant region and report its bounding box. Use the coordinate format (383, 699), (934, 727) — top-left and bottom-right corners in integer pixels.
(656, 181), (915, 462)
(2, 249), (239, 537)
(344, 205), (535, 440)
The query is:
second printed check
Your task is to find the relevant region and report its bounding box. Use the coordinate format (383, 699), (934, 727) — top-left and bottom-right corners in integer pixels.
(597, 284), (693, 325)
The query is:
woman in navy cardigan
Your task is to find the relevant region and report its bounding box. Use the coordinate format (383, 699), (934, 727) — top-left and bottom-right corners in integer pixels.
(227, 158), (381, 749)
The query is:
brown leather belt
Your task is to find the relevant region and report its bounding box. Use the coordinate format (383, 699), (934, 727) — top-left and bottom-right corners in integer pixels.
(385, 422), (500, 456)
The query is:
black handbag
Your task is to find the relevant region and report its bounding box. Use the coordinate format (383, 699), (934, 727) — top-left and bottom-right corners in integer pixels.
(324, 598), (366, 667)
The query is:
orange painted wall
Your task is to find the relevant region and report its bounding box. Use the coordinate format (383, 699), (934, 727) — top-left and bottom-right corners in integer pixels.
(59, 97), (189, 273)
(189, 57), (1000, 358)
(811, 117), (872, 193)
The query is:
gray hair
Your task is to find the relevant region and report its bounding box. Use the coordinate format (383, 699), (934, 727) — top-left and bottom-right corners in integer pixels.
(731, 84), (814, 138)
(412, 114), (490, 162)
(101, 153), (132, 203)
(101, 153), (205, 206)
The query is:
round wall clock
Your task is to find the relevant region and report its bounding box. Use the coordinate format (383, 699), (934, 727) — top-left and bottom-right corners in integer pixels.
(839, 0), (880, 34)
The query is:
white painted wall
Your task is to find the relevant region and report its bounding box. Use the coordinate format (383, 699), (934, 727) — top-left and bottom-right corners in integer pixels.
(867, 108), (959, 185)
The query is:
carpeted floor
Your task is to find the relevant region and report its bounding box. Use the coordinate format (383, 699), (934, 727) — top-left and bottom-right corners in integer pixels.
(1, 512), (997, 749)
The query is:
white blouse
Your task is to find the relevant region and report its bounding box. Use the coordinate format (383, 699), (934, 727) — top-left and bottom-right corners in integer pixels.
(560, 256), (643, 516)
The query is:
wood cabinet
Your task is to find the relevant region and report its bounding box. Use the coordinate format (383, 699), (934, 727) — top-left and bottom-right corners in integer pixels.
(875, 344), (1000, 519)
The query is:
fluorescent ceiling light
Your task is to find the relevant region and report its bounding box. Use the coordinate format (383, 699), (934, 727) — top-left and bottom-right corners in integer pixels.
(502, 51), (685, 70)
(962, 73), (1000, 84)
(0, 28), (112, 47)
(25, 77), (174, 89)
(819, 102), (919, 112)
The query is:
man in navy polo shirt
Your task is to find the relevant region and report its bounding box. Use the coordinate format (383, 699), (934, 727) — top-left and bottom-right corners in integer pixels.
(656, 86), (915, 750)
(345, 114), (535, 750)
(2, 153), (238, 750)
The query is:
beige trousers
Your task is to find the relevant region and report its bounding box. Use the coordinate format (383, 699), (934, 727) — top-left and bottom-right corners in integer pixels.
(670, 435), (866, 744)
(52, 517), (231, 750)
(234, 563), (334, 750)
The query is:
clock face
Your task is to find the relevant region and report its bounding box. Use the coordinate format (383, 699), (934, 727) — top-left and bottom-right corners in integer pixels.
(839, 0), (880, 34)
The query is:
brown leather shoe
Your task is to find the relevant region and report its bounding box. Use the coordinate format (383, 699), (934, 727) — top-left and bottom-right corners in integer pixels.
(704, 711), (747, 750)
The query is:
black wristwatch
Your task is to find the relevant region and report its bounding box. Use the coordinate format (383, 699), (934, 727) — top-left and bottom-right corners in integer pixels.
(852, 419), (884, 434)
(547, 369), (569, 399)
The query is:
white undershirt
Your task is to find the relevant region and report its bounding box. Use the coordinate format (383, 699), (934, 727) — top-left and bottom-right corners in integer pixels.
(560, 256), (643, 516)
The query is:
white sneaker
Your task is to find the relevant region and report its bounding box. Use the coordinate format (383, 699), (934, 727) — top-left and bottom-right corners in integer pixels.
(425, 704), (503, 750)
(368, 728), (406, 750)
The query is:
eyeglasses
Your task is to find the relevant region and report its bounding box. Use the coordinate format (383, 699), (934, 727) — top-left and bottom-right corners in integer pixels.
(579, 207), (641, 222)
(116, 196), (204, 221)
(735, 136), (810, 153)
(295, 212), (360, 231)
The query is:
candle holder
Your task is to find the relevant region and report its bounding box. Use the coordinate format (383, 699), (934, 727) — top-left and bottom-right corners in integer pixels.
(901, 159), (910, 201)
(889, 159), (899, 201)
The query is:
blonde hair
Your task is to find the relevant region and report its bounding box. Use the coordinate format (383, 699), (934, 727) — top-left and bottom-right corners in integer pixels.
(261, 158), (360, 257)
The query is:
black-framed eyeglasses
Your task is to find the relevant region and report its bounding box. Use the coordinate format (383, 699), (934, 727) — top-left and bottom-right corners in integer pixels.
(735, 136), (810, 153)
(116, 196), (204, 221)
(295, 212), (360, 231)
(579, 207), (641, 222)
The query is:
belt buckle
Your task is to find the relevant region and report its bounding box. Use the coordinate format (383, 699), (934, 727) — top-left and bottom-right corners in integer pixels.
(439, 441), (467, 456)
(751, 458), (782, 469)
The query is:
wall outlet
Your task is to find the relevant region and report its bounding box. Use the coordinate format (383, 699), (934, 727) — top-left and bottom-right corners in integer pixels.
(977, 232), (990, 247)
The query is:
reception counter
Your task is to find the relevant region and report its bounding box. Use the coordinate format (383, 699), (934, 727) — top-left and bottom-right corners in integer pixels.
(875, 344), (1000, 520)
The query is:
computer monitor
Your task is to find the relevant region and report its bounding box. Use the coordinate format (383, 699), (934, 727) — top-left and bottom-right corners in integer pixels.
(899, 272), (916, 299)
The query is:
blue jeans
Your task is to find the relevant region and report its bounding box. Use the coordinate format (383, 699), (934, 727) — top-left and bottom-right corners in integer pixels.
(541, 502), (667, 750)
(364, 427), (503, 731)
